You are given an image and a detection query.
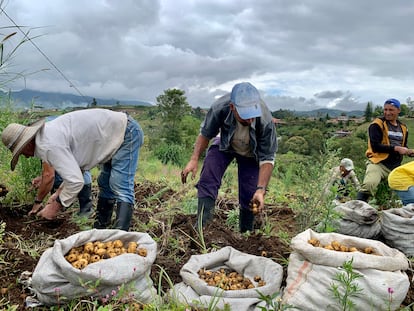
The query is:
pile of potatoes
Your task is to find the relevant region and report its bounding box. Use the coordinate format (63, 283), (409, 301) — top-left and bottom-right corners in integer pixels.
(65, 239), (148, 269)
(198, 268), (266, 290)
(308, 238), (377, 255)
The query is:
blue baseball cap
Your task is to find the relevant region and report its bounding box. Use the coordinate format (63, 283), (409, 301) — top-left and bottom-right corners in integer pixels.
(230, 82), (262, 119)
(384, 98), (400, 109)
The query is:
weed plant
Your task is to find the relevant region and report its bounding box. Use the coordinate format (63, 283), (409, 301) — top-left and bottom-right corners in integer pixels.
(256, 212), (274, 236)
(154, 142), (186, 166)
(256, 290), (294, 310)
(0, 106), (41, 205)
(282, 152), (340, 231)
(225, 209), (239, 230)
(329, 258), (363, 311)
(371, 179), (402, 210)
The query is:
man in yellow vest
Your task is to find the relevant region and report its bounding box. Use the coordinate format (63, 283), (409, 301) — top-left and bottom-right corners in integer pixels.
(357, 98), (414, 202)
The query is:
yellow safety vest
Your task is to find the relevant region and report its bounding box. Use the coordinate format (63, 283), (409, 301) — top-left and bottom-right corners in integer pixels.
(365, 118), (408, 163)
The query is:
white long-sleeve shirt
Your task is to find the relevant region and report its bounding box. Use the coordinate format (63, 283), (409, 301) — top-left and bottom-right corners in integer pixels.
(34, 109), (127, 206)
(323, 166), (360, 197)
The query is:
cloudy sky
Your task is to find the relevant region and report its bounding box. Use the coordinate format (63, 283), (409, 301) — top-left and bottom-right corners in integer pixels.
(0, 0), (413, 111)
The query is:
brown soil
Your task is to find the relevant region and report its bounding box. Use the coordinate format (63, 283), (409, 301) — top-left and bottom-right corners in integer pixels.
(0, 180), (413, 310)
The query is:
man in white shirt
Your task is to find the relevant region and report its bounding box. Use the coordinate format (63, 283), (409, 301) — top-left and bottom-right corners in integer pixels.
(1, 108), (144, 231)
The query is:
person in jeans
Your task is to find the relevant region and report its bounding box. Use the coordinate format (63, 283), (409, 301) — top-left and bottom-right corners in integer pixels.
(356, 98), (413, 202)
(1, 108), (144, 231)
(181, 82), (277, 233)
(388, 161), (414, 205)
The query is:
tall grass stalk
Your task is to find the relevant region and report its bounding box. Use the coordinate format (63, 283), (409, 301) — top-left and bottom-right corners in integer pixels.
(329, 258), (363, 311)
(284, 152), (340, 231)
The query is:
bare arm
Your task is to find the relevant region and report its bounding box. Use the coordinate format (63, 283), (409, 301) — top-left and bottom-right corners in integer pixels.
(181, 134), (210, 184)
(36, 162), (55, 201)
(28, 162), (55, 215)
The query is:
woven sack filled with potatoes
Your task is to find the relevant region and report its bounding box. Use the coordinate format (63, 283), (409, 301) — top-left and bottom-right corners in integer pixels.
(31, 229), (158, 306)
(282, 228), (409, 311)
(169, 246), (283, 311)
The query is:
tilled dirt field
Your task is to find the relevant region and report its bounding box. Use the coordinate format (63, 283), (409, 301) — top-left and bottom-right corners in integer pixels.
(0, 180), (413, 310)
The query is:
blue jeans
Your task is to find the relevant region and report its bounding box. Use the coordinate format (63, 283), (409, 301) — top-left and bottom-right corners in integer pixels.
(54, 171), (92, 188)
(53, 171), (93, 212)
(97, 115), (143, 204)
(395, 187), (414, 205)
(196, 144), (259, 210)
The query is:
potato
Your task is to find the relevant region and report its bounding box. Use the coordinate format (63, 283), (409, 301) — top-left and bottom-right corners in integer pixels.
(113, 240), (124, 248)
(364, 247), (374, 254)
(95, 248), (107, 257)
(308, 238), (320, 247)
(137, 247), (148, 257)
(65, 253), (78, 263)
(331, 240), (341, 251)
(90, 254), (101, 263)
(72, 258), (88, 269)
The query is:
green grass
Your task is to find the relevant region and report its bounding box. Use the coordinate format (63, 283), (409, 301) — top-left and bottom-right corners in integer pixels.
(401, 117), (414, 164)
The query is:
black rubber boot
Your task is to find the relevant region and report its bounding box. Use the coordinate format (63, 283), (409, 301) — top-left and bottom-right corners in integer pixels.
(94, 197), (115, 229)
(77, 184), (93, 216)
(195, 197), (215, 229)
(239, 208), (254, 233)
(356, 191), (370, 202)
(114, 202), (134, 231)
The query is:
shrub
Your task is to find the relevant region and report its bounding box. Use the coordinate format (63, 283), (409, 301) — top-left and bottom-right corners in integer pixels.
(153, 143), (185, 167)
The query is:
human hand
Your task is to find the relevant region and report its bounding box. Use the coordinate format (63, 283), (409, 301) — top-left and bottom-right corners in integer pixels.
(251, 190), (265, 213)
(29, 176), (42, 191)
(28, 202), (43, 216)
(36, 200), (62, 220)
(181, 159), (198, 184)
(395, 146), (413, 155)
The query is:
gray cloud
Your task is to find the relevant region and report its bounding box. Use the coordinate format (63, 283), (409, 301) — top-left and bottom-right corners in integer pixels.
(314, 91), (345, 99)
(0, 0), (413, 111)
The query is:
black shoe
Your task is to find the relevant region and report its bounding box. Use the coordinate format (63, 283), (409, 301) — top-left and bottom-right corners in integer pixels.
(194, 197), (215, 228)
(94, 197), (114, 229)
(114, 202), (134, 231)
(356, 192), (370, 202)
(239, 208), (254, 233)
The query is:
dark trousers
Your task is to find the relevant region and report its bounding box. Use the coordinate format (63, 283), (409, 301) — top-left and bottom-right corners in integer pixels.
(196, 145), (259, 210)
(53, 173), (92, 212)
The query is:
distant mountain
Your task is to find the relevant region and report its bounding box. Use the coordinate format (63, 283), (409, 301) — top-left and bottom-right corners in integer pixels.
(0, 89), (364, 117)
(0, 89), (153, 109)
(291, 108), (364, 118)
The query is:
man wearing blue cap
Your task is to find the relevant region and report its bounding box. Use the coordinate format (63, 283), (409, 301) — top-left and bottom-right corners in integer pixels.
(357, 98), (414, 202)
(181, 82), (277, 232)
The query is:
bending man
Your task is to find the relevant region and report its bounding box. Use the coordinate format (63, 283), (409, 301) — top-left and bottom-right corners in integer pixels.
(1, 108), (144, 231)
(181, 82), (277, 233)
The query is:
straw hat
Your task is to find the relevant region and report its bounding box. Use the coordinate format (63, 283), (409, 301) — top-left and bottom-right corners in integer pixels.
(1, 119), (45, 171)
